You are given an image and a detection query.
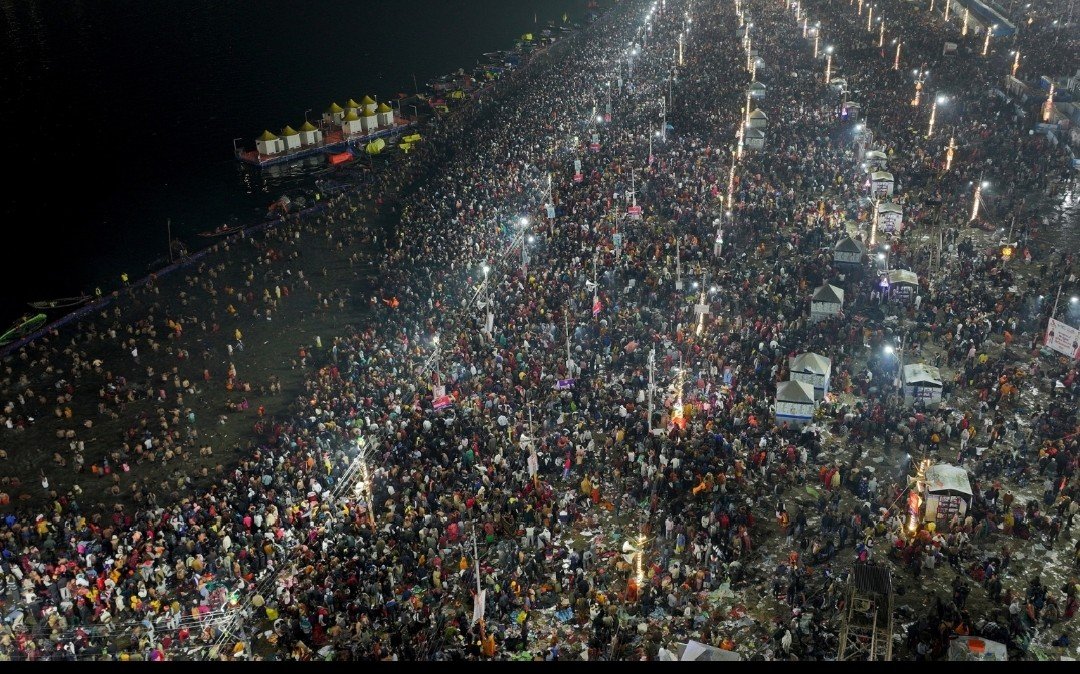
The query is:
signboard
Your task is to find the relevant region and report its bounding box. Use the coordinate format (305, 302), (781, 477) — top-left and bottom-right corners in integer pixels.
(613, 232), (623, 251)
(627, 204), (643, 219)
(592, 298), (602, 316)
(694, 303), (710, 316)
(723, 367), (733, 386)
(574, 159), (582, 174)
(554, 378), (576, 390)
(546, 204), (556, 219)
(573, 173), (584, 183)
(590, 134), (600, 151)
(527, 452), (539, 476)
(1045, 317), (1080, 359)
(433, 394), (453, 410)
(433, 385), (446, 399)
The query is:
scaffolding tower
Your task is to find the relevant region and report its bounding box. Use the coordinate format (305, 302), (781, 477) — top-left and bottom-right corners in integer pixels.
(837, 563), (895, 661)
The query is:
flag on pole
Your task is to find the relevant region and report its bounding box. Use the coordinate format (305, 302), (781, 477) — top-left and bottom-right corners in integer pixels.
(592, 298), (602, 316)
(472, 589), (486, 625)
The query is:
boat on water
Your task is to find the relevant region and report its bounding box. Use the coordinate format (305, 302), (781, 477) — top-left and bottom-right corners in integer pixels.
(0, 313), (46, 345)
(28, 296), (91, 311)
(198, 224), (245, 238)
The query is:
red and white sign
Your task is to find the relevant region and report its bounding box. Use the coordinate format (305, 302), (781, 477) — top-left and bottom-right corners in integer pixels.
(573, 173), (584, 183)
(590, 142), (600, 152)
(627, 205), (642, 219)
(433, 394), (453, 410)
(592, 298), (602, 316)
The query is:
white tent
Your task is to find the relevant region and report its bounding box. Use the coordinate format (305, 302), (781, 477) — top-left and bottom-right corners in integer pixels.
(776, 380), (815, 428)
(254, 130), (284, 156)
(659, 640), (742, 661)
(842, 101), (862, 121)
(748, 108), (768, 129)
(870, 170), (894, 197)
(864, 149), (888, 166)
(902, 362), (942, 406)
(810, 283), (844, 322)
(833, 236), (865, 267)
(789, 353), (832, 400)
(877, 201), (903, 234)
(748, 82), (767, 98)
(923, 463), (972, 525)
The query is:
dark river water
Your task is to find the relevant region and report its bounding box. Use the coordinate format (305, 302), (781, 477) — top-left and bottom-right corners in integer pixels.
(0, 0), (593, 326)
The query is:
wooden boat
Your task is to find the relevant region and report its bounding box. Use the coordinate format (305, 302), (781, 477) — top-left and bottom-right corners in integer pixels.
(198, 224), (245, 238)
(28, 296), (91, 310)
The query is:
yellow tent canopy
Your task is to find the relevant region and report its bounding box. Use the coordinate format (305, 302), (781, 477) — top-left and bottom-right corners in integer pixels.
(522, 33), (533, 41)
(298, 121), (318, 132)
(346, 98), (362, 109)
(326, 102), (344, 113)
(365, 138), (385, 155)
(342, 110), (361, 121)
(257, 130), (279, 141)
(399, 142), (413, 153)
(280, 125), (300, 136)
(402, 133), (421, 144)
(376, 102), (392, 113)
(450, 90), (465, 100)
(360, 95), (376, 105)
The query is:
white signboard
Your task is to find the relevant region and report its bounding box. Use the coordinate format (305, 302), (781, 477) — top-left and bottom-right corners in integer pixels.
(1045, 318), (1080, 359)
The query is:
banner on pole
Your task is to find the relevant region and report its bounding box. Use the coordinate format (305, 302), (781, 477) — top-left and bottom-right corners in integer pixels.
(433, 394), (453, 410)
(472, 589), (486, 625)
(1045, 318), (1080, 359)
(592, 298), (602, 316)
(554, 378), (576, 390)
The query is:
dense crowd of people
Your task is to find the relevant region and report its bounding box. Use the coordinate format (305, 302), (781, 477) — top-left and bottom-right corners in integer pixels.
(0, 0), (1076, 661)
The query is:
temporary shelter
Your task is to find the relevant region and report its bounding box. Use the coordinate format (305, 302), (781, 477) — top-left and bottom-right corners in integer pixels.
(864, 149), (888, 169)
(280, 125), (301, 151)
(255, 130), (283, 156)
(789, 353), (832, 400)
(810, 283), (844, 322)
(340, 110), (363, 136)
(947, 636), (1007, 661)
(884, 269), (919, 302)
(870, 170), (894, 197)
(748, 82), (767, 98)
(876, 201), (903, 234)
(744, 128), (765, 151)
(376, 102), (395, 127)
(297, 121), (323, 147)
(923, 463), (972, 525)
(748, 108), (768, 130)
(365, 138), (385, 155)
(324, 102), (345, 125)
(842, 101), (862, 121)
(775, 380), (815, 428)
(658, 641), (742, 661)
(345, 98), (363, 116)
(360, 99), (379, 132)
(833, 236), (865, 268)
(902, 362), (943, 406)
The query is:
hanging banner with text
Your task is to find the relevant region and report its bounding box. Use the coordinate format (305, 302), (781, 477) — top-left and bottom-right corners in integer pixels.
(1045, 318), (1080, 359)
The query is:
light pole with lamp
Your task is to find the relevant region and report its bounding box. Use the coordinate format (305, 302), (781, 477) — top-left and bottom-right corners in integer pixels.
(824, 46), (834, 84)
(927, 94), (946, 138)
(894, 39), (902, 69)
(983, 24), (997, 55)
(970, 178), (988, 222)
(519, 217), (532, 274)
(1011, 50), (1021, 77)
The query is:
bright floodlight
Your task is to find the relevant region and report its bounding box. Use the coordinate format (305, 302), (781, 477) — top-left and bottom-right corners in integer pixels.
(884, 345), (895, 354)
(826, 45), (833, 53)
(981, 181), (990, 188)
(520, 217), (529, 226)
(1071, 296), (1079, 304)
(936, 95), (947, 104)
(482, 264), (490, 275)
(878, 253), (886, 260)
(527, 235), (536, 243)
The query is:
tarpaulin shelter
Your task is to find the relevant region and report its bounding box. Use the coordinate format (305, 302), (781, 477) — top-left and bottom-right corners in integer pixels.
(877, 201), (903, 234)
(789, 353), (831, 400)
(902, 362), (943, 406)
(948, 636), (1007, 661)
(870, 170), (894, 197)
(776, 380), (815, 428)
(923, 463), (972, 526)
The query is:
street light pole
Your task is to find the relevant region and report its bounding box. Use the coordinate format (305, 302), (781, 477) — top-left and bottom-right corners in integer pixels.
(647, 347), (656, 434)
